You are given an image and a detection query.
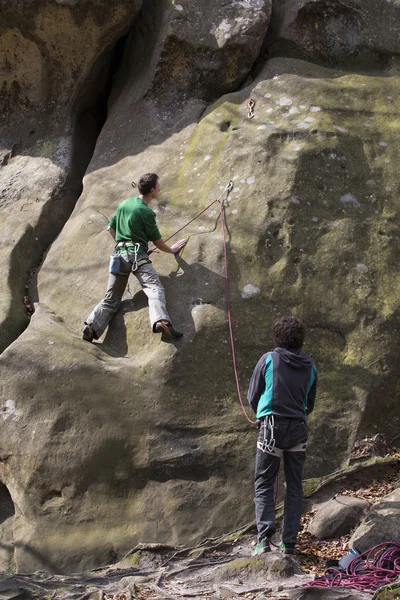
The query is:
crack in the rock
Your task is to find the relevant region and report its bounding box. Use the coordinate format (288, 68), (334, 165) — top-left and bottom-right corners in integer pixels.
(0, 23), (138, 356)
(96, 209), (110, 223)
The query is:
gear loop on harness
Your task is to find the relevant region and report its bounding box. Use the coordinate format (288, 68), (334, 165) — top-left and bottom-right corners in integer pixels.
(257, 416), (307, 456)
(257, 416), (277, 454)
(116, 241), (144, 272)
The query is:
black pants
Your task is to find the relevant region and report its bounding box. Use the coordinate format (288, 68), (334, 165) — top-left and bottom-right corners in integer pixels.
(254, 418), (307, 543)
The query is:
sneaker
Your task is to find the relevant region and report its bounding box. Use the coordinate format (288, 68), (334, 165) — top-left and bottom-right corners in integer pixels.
(280, 542), (296, 555)
(252, 538), (271, 556)
(154, 321), (183, 338)
(82, 322), (97, 343)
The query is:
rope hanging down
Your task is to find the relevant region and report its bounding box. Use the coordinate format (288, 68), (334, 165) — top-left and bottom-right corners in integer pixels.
(152, 181), (256, 425)
(219, 183), (256, 425)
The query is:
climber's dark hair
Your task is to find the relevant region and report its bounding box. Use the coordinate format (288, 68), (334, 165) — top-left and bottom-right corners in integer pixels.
(273, 316), (305, 349)
(138, 173), (159, 195)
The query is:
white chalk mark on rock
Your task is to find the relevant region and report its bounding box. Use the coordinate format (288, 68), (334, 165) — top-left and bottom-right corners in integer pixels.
(357, 264), (368, 273)
(340, 193), (361, 208)
(241, 284), (261, 299)
(1, 400), (22, 422)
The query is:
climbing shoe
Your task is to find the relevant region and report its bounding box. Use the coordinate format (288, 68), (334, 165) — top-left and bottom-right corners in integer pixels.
(82, 322), (97, 343)
(154, 321), (183, 338)
(252, 538), (271, 556)
(280, 542), (296, 555)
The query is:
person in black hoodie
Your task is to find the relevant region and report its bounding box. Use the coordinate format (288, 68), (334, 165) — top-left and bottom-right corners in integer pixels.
(248, 316), (317, 556)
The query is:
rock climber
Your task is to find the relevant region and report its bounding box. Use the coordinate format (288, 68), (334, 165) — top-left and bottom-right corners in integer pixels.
(83, 173), (187, 342)
(248, 316), (317, 556)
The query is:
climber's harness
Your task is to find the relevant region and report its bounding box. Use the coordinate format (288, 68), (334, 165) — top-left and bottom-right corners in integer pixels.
(109, 241), (151, 275)
(257, 416), (307, 458)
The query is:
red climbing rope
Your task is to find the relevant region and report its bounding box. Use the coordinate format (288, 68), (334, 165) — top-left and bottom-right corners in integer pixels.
(219, 194), (257, 425)
(304, 542), (400, 594)
(148, 188), (230, 254)
(151, 181), (256, 425)
(164, 194), (225, 243)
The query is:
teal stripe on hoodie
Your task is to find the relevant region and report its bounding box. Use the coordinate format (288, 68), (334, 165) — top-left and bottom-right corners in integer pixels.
(303, 363), (317, 415)
(257, 354), (274, 418)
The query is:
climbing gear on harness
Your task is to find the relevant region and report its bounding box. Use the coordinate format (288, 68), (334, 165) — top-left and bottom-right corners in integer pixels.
(280, 542), (296, 555)
(110, 242), (151, 274)
(258, 417), (276, 454)
(257, 418), (307, 457)
(248, 98), (255, 119)
(118, 241), (141, 272)
(252, 537), (271, 556)
(154, 321), (184, 338)
(82, 322), (98, 343)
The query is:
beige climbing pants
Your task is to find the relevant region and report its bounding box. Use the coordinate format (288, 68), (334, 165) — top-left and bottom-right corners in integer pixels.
(86, 252), (171, 337)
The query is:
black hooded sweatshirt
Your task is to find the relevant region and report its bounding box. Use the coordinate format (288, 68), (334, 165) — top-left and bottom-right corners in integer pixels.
(247, 347), (317, 420)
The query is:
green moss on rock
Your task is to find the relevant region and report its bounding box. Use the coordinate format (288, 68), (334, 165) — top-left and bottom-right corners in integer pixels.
(219, 557), (265, 579)
(374, 585), (400, 600)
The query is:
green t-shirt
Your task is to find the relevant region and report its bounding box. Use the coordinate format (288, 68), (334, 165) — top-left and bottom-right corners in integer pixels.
(109, 196), (161, 254)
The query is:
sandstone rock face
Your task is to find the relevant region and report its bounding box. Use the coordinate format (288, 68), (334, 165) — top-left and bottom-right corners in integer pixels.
(0, 0), (400, 575)
(0, 0), (143, 353)
(286, 588), (370, 600)
(350, 488), (400, 552)
(267, 0), (400, 70)
(307, 495), (369, 539)
(0, 483), (14, 571)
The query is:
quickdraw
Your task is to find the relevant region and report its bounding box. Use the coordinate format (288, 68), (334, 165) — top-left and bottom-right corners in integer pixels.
(248, 98), (256, 119)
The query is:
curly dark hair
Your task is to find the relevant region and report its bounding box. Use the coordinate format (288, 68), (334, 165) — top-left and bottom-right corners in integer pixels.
(138, 173), (159, 195)
(273, 316), (305, 349)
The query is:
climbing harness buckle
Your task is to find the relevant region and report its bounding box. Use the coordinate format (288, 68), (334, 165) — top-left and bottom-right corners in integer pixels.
(248, 98), (255, 119)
